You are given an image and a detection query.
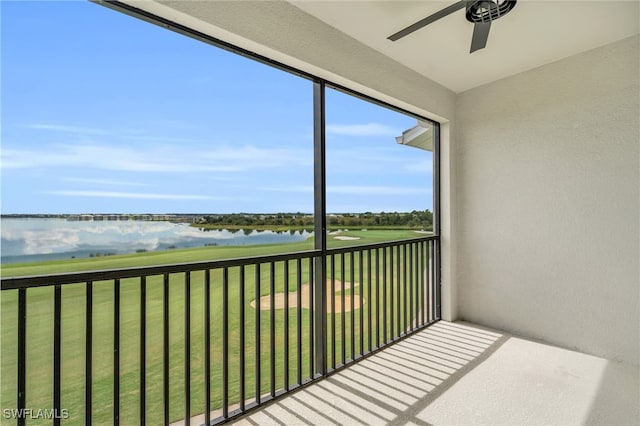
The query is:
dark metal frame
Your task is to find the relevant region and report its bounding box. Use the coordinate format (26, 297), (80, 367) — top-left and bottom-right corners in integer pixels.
(3, 2), (442, 425)
(313, 81), (328, 377)
(433, 124), (442, 318)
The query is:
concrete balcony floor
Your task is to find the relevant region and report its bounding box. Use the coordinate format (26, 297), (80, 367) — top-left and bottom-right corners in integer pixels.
(232, 321), (639, 425)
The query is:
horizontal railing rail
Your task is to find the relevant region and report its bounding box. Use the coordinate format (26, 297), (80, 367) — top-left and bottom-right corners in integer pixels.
(0, 250), (322, 290)
(1, 236), (439, 426)
(1, 236), (438, 290)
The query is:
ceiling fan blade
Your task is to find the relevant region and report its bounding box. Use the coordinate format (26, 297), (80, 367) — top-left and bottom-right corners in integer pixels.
(388, 0), (470, 41)
(470, 21), (491, 53)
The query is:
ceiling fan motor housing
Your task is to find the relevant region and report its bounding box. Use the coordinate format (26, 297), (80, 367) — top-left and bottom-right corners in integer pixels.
(466, 0), (517, 23)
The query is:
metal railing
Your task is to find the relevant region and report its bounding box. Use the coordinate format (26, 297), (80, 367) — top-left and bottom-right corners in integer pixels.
(1, 236), (439, 425)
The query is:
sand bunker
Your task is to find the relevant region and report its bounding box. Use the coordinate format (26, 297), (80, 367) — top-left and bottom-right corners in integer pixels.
(250, 280), (364, 313)
(333, 236), (361, 241)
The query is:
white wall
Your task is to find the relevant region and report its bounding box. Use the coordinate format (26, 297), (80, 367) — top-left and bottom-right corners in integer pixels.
(455, 35), (639, 364)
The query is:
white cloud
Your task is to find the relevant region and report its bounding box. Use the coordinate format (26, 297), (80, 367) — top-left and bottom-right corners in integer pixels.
(62, 178), (151, 187)
(25, 123), (109, 135)
(326, 123), (398, 137)
(325, 145), (433, 176)
(259, 185), (313, 193)
(327, 185), (431, 196)
(2, 142), (310, 173)
(258, 184), (430, 196)
(45, 190), (218, 200)
(121, 134), (207, 144)
(403, 159), (434, 175)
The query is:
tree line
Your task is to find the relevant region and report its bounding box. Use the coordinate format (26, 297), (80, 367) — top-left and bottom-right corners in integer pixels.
(198, 210), (433, 230)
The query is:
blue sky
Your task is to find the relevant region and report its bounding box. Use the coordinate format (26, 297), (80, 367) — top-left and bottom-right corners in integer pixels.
(1, 1), (433, 214)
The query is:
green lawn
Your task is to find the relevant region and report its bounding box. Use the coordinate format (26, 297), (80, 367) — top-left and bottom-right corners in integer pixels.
(1, 230), (430, 424)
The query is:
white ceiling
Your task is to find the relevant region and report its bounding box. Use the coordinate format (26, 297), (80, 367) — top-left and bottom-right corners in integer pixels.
(291, 1), (640, 93)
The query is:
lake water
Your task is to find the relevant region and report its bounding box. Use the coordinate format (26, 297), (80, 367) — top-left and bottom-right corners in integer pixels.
(0, 218), (312, 264)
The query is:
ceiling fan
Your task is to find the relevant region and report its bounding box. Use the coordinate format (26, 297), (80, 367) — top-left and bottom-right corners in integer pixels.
(388, 0), (517, 53)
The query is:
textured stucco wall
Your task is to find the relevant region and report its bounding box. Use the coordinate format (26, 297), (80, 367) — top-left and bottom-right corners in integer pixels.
(455, 35), (639, 364)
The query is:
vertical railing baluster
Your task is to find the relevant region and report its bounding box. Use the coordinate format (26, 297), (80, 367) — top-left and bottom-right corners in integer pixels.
(350, 251), (355, 361)
(185, 272), (191, 425)
(367, 249), (372, 352)
(222, 268), (229, 418)
(54, 285), (61, 426)
(419, 242), (424, 326)
(398, 245), (407, 337)
(415, 243), (420, 328)
(389, 248), (394, 341)
(163, 274), (170, 425)
(296, 259), (302, 385)
(358, 250), (363, 357)
(425, 241), (429, 324)
(308, 257), (314, 378)
(140, 277), (146, 426)
(284, 260), (290, 391)
(330, 254), (335, 369)
(204, 269), (211, 424)
(269, 262), (276, 397)
(114, 279), (120, 426)
(429, 240), (433, 323)
(375, 248), (380, 349)
(340, 252), (345, 365)
(415, 242), (421, 327)
(255, 264), (261, 404)
(436, 238), (441, 319)
(17, 288), (26, 426)
(431, 240), (436, 322)
(403, 244), (408, 334)
(411, 243), (420, 330)
(396, 245), (401, 337)
(408, 243), (413, 331)
(412, 243), (420, 330)
(427, 240), (432, 322)
(238, 266), (245, 413)
(85, 282), (92, 426)
(426, 241), (431, 323)
(425, 240), (429, 322)
(383, 247), (387, 344)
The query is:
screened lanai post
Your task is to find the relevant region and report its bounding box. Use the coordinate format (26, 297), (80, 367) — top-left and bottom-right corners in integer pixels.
(313, 80), (327, 377)
(434, 123), (442, 319)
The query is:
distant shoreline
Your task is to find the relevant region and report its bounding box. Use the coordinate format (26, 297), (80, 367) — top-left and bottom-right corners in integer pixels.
(0, 218), (313, 266)
(0, 213), (202, 222)
(1, 215), (433, 233)
(1, 211), (435, 234)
